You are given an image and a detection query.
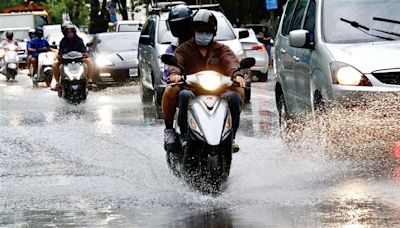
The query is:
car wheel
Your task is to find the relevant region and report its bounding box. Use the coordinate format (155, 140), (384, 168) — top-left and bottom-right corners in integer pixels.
(140, 73), (153, 103)
(276, 92), (296, 143)
(244, 87), (251, 103)
(258, 71), (268, 82)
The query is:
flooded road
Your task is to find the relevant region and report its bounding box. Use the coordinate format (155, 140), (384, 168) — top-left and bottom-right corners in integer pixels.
(1, 71), (400, 227)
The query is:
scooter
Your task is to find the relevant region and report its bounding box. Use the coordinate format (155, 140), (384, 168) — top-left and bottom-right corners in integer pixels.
(0, 43), (19, 81)
(162, 54), (255, 192)
(32, 50), (56, 87)
(58, 51), (88, 104)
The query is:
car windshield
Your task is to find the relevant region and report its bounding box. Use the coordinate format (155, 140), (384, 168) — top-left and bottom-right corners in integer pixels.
(323, 0), (400, 43)
(157, 15), (236, 44)
(0, 30), (29, 41)
(97, 32), (140, 52)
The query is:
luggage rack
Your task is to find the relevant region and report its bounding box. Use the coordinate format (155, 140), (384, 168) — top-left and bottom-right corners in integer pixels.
(148, 1), (222, 14)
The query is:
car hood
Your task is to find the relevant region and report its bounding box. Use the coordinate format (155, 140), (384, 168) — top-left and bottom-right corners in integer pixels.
(325, 41), (400, 73)
(102, 50), (138, 66)
(218, 39), (245, 58)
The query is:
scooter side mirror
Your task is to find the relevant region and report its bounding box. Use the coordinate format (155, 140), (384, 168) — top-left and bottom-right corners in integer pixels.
(240, 57), (256, 69)
(161, 53), (178, 66)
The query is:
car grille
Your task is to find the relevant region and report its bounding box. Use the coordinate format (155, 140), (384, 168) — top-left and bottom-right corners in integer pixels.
(372, 71), (400, 85)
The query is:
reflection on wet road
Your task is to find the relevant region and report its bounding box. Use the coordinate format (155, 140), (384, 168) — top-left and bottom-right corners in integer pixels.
(1, 72), (400, 227)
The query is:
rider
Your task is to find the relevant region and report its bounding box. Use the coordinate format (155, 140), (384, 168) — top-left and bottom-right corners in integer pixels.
(26, 29), (36, 75)
(0, 31), (18, 48)
(52, 22), (94, 91)
(29, 27), (50, 77)
(168, 9), (245, 152)
(162, 4), (193, 152)
(0, 31), (18, 70)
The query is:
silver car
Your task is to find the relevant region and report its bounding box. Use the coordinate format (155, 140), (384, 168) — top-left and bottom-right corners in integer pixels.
(138, 9), (248, 108)
(235, 28), (269, 82)
(274, 0), (400, 123)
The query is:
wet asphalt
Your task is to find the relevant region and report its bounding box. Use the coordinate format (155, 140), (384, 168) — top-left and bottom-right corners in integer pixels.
(1, 70), (400, 227)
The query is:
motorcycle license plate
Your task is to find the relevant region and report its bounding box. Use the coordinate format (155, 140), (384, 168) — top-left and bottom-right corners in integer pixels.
(129, 68), (138, 77)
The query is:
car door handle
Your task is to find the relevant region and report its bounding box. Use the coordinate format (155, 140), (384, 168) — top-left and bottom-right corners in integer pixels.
(280, 49), (286, 54)
(293, 56), (300, 62)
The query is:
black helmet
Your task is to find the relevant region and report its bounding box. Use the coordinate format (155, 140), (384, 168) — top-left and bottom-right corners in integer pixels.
(35, 27), (44, 37)
(192, 9), (217, 35)
(167, 5), (192, 38)
(6, 31), (13, 40)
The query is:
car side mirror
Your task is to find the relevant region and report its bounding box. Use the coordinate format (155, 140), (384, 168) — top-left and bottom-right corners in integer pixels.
(139, 35), (152, 46)
(50, 42), (57, 49)
(239, 30), (250, 39)
(240, 57), (256, 69)
(289, 30), (314, 49)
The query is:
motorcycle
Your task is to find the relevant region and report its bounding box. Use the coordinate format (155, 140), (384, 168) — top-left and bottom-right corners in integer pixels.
(31, 49), (56, 87)
(0, 43), (19, 81)
(58, 51), (88, 104)
(161, 54), (255, 192)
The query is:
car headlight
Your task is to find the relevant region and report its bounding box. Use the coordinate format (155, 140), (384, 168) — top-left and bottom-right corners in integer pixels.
(197, 71), (222, 91)
(330, 62), (371, 86)
(95, 54), (113, 66)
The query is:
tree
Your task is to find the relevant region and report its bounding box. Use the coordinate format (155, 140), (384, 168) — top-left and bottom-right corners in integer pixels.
(89, 0), (109, 33)
(47, 0), (89, 25)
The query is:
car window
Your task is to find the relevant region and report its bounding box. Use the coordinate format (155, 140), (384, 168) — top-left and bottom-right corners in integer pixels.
(96, 32), (140, 52)
(282, 0), (298, 36)
(323, 0), (400, 43)
(303, 0), (316, 41)
(289, 0), (308, 31)
(141, 19), (152, 36)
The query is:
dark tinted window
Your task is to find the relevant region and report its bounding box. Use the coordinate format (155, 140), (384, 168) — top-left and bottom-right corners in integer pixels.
(282, 0), (298, 36)
(303, 0), (316, 41)
(289, 0), (308, 31)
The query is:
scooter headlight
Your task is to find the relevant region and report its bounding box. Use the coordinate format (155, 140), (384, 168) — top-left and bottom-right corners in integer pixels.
(64, 63), (84, 80)
(197, 71), (222, 91)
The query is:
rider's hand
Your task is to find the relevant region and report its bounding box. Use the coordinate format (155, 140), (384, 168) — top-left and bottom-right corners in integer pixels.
(169, 74), (182, 83)
(235, 75), (246, 88)
(83, 52), (90, 58)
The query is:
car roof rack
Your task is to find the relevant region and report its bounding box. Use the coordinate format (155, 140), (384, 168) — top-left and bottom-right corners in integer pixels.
(148, 1), (222, 15)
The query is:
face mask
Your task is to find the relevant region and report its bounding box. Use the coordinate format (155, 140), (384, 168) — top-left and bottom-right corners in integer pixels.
(195, 32), (214, 46)
(66, 32), (74, 39)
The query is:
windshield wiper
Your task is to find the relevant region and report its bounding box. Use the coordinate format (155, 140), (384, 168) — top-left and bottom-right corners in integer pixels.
(373, 17), (400, 25)
(340, 17), (397, 41)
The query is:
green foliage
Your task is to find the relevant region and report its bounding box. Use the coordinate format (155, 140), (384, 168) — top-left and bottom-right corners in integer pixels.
(47, 0), (89, 26)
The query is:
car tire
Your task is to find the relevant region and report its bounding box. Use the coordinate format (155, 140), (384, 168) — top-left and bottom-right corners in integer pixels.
(276, 91), (295, 143)
(258, 71), (268, 82)
(140, 73), (153, 103)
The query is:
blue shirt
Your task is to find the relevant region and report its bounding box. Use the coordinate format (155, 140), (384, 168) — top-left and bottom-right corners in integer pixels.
(163, 44), (176, 83)
(31, 38), (49, 57)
